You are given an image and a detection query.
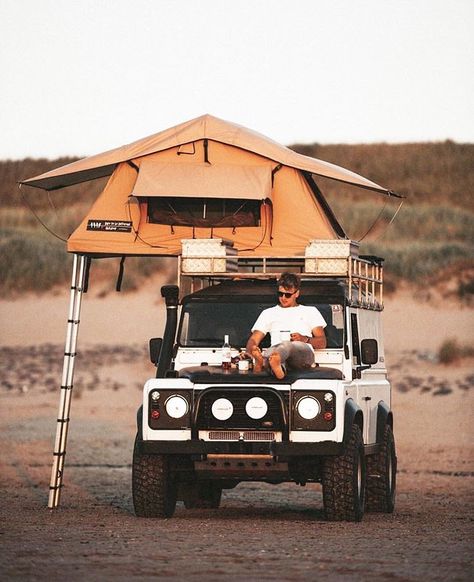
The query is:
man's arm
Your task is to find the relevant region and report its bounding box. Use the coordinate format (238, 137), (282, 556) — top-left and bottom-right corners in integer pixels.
(309, 326), (327, 349)
(246, 330), (265, 356)
(290, 327), (327, 349)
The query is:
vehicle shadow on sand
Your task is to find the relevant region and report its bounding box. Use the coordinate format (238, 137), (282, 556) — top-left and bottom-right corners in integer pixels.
(73, 470), (327, 522)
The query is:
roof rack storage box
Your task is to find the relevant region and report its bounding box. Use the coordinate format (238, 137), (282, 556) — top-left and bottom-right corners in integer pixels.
(304, 239), (359, 275)
(181, 238), (238, 274)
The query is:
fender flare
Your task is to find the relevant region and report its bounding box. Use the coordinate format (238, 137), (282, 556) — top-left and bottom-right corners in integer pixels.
(376, 401), (393, 443)
(343, 398), (363, 443)
(136, 405), (143, 439)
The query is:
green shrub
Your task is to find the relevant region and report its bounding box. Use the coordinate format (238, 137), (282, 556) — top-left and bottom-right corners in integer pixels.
(438, 338), (474, 364)
(458, 278), (474, 300)
(438, 338), (461, 364)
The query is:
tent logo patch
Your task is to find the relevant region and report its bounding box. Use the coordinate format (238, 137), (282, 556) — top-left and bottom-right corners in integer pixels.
(87, 220), (132, 232)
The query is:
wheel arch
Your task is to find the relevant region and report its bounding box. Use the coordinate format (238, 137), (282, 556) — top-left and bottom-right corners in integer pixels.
(376, 401), (393, 444)
(343, 398), (363, 443)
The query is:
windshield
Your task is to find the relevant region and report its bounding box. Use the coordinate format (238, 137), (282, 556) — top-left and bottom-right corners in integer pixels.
(178, 301), (344, 349)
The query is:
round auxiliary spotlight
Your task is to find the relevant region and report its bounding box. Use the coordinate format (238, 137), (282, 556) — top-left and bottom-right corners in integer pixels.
(211, 398), (234, 421)
(245, 397), (268, 420)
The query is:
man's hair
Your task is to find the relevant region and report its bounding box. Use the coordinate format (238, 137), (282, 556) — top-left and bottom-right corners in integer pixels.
(277, 272), (301, 290)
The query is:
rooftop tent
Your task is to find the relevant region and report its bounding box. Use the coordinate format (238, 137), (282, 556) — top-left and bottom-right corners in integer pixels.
(20, 114), (398, 257)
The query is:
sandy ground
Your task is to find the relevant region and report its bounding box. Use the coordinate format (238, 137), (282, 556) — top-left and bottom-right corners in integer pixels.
(0, 282), (473, 581)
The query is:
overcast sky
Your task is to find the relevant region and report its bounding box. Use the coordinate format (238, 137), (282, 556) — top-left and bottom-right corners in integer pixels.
(1, 0), (473, 159)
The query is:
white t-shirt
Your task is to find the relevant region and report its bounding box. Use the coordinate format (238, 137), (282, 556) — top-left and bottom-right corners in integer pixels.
(252, 304), (327, 346)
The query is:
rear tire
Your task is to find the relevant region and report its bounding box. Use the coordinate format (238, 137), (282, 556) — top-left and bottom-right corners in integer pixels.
(132, 434), (177, 518)
(366, 425), (397, 513)
(183, 481), (223, 509)
(323, 424), (366, 522)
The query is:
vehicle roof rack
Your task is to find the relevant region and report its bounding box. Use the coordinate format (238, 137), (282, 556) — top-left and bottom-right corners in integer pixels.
(178, 239), (384, 310)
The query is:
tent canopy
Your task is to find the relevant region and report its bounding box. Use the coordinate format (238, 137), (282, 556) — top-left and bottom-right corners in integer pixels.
(20, 115), (399, 258)
(20, 114), (394, 195)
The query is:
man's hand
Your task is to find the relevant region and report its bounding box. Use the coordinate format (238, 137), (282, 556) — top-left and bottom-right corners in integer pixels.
(290, 328), (327, 349)
(245, 330), (265, 358)
(290, 332), (308, 343)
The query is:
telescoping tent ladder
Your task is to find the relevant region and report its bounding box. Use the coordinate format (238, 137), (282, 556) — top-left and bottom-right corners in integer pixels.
(48, 254), (87, 507)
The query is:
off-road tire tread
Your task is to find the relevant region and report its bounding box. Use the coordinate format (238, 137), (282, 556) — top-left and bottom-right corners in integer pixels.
(366, 425), (397, 513)
(132, 435), (177, 518)
(323, 424), (365, 522)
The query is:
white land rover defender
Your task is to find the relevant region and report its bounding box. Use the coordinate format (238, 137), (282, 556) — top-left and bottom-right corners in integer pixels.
(132, 252), (396, 522)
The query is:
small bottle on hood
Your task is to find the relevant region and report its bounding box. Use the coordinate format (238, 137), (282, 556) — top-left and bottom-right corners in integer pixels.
(222, 335), (231, 369)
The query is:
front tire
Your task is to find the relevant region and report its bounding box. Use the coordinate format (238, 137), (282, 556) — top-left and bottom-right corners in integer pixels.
(132, 434), (177, 518)
(366, 424), (397, 513)
(323, 424), (366, 522)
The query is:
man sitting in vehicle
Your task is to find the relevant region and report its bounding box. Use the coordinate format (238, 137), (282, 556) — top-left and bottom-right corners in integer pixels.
(246, 272), (327, 379)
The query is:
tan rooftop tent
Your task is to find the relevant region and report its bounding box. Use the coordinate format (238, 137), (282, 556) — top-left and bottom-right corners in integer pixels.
(20, 114), (400, 510)
(21, 114), (399, 257)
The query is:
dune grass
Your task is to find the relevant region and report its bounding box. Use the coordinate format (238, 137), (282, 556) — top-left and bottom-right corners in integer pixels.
(0, 224), (174, 296)
(0, 228), (71, 293)
(327, 198), (473, 287)
(1, 199), (472, 296)
(1, 144), (472, 296)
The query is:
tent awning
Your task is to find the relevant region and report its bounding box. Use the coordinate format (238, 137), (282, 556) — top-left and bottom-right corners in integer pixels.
(131, 161), (272, 200)
(20, 114), (399, 197)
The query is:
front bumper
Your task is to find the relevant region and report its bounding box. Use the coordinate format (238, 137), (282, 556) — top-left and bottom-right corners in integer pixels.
(139, 439), (344, 456)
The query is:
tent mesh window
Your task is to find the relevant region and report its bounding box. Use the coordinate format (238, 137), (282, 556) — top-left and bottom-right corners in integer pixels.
(146, 197), (261, 228)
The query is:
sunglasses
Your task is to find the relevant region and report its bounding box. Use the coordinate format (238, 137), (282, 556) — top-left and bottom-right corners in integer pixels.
(278, 290), (297, 298)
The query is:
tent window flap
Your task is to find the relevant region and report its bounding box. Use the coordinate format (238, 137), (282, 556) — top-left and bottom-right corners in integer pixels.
(131, 160), (272, 200)
(147, 197), (262, 228)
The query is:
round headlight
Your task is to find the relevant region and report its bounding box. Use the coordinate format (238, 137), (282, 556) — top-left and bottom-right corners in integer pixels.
(296, 396), (321, 420)
(211, 398), (233, 421)
(245, 396), (268, 420)
(165, 395), (188, 419)
(151, 390), (160, 401)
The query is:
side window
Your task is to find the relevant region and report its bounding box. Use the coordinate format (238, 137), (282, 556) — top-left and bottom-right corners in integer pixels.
(180, 312), (189, 345)
(351, 313), (361, 365)
(313, 303), (344, 348)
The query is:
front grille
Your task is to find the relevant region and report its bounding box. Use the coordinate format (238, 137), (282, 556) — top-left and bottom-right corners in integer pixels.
(196, 387), (288, 431)
(207, 430), (276, 441)
(209, 431), (240, 440)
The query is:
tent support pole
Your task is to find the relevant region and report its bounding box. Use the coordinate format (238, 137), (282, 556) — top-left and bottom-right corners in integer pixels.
(48, 254), (86, 509)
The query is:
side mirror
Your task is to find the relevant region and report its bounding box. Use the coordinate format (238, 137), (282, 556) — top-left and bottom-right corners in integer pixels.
(149, 338), (163, 365)
(361, 338), (378, 365)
